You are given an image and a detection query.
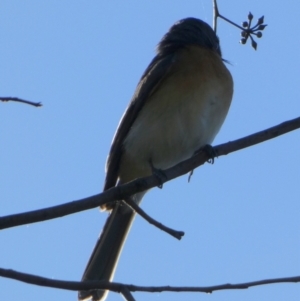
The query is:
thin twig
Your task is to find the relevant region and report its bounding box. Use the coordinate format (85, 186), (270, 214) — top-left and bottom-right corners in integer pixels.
(211, 0), (247, 32)
(0, 268), (299, 294)
(0, 97), (42, 107)
(125, 199), (184, 240)
(0, 116), (300, 230)
(212, 0), (219, 32)
(217, 13), (245, 31)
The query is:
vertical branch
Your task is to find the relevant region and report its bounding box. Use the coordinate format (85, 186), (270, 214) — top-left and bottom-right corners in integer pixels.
(212, 0), (219, 32)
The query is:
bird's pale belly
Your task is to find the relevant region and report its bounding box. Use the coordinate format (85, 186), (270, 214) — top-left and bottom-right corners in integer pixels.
(119, 47), (233, 183)
(120, 89), (230, 181)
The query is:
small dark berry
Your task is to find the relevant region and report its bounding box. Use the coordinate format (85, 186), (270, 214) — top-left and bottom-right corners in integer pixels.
(242, 21), (249, 28)
(258, 24), (267, 30)
(257, 16), (264, 24)
(248, 12), (254, 21)
(256, 32), (262, 38)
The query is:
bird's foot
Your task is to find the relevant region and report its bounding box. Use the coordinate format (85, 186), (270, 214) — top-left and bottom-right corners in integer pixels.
(149, 160), (167, 189)
(196, 144), (218, 164)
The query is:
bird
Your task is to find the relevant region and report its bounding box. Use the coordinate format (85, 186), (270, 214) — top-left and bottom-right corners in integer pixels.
(78, 17), (233, 301)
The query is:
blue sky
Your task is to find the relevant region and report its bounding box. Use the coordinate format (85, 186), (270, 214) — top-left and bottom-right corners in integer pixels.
(1, 1), (300, 301)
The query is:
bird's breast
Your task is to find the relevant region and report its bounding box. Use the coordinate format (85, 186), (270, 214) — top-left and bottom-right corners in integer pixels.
(119, 46), (233, 182)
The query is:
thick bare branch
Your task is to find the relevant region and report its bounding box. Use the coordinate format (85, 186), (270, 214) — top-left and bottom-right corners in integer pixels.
(0, 116), (300, 231)
(0, 267), (299, 294)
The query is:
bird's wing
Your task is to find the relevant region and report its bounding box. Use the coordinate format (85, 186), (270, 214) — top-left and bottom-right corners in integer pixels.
(103, 52), (177, 191)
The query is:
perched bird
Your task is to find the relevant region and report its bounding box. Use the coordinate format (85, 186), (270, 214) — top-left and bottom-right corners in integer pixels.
(79, 17), (233, 301)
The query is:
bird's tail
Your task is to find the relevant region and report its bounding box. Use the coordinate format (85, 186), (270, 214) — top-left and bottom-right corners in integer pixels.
(78, 201), (136, 301)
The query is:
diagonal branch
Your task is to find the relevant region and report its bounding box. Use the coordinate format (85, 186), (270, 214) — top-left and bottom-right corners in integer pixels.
(120, 287), (136, 301)
(0, 267), (299, 294)
(125, 199), (184, 240)
(0, 116), (300, 231)
(0, 97), (42, 107)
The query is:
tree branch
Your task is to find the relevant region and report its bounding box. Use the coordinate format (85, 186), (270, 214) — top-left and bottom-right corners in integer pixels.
(212, 0), (219, 32)
(0, 116), (300, 231)
(125, 199), (184, 240)
(0, 97), (42, 107)
(120, 287), (136, 301)
(0, 267), (299, 295)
